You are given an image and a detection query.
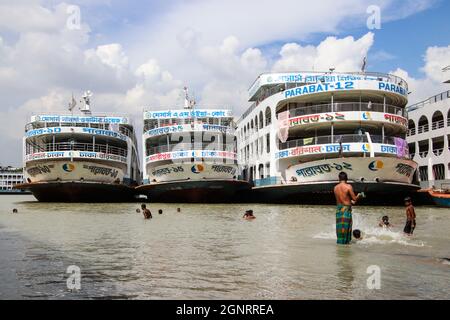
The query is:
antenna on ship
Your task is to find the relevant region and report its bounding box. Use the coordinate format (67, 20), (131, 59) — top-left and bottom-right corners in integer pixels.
(80, 90), (93, 115)
(68, 93), (77, 114)
(361, 56), (367, 73)
(183, 87), (196, 109)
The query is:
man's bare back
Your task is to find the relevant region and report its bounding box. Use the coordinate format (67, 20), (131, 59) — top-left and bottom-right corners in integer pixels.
(334, 182), (358, 206)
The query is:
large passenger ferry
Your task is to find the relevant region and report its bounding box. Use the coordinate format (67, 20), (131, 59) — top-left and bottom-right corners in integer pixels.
(237, 71), (419, 205)
(406, 73), (450, 206)
(137, 88), (251, 203)
(17, 92), (141, 202)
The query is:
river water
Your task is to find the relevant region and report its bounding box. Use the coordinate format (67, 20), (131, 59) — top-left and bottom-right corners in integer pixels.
(0, 195), (448, 300)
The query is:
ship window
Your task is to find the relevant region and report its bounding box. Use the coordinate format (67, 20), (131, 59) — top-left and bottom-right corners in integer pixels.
(447, 109), (450, 127)
(418, 166), (428, 182)
(265, 107), (272, 126)
(266, 133), (270, 153)
(432, 164), (445, 180)
(407, 119), (416, 136)
(418, 116), (429, 133)
(432, 111), (444, 130)
(432, 136), (445, 156)
(408, 142), (416, 158)
(418, 139), (429, 158)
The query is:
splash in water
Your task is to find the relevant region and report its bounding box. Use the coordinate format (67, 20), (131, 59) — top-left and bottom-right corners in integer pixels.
(313, 211), (426, 247)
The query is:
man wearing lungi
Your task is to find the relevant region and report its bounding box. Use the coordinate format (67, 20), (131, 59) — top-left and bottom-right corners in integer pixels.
(334, 172), (363, 245)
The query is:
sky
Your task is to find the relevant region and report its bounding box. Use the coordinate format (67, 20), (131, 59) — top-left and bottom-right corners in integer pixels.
(0, 0), (450, 166)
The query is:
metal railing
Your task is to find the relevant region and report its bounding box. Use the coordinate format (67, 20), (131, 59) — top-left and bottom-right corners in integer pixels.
(146, 143), (235, 156)
(242, 71), (408, 123)
(279, 134), (396, 150)
(419, 151), (429, 158)
(26, 142), (128, 157)
(417, 124), (429, 134)
(407, 90), (450, 112)
(433, 148), (444, 156)
(287, 102), (406, 118)
(407, 128), (416, 136)
(432, 120), (445, 130)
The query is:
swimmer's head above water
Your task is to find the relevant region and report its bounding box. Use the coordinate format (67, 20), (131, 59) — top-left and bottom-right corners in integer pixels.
(404, 197), (412, 206)
(353, 229), (362, 240)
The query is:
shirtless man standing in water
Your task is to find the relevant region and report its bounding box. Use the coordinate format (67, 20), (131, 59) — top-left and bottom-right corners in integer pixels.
(334, 172), (364, 245)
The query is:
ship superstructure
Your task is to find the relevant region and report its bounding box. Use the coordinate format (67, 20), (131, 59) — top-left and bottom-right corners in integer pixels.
(137, 88), (250, 203)
(237, 71), (418, 204)
(18, 92), (141, 202)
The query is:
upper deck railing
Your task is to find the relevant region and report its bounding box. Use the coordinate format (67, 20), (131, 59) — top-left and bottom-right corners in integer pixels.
(278, 134), (397, 150)
(146, 143), (235, 157)
(407, 90), (450, 112)
(240, 71), (408, 123)
(288, 102), (406, 118)
(25, 142), (128, 158)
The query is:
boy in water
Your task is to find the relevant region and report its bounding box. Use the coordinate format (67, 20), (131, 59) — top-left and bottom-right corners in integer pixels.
(333, 172), (364, 245)
(379, 216), (392, 228)
(243, 210), (256, 220)
(141, 204), (152, 220)
(403, 197), (416, 236)
(353, 229), (363, 240)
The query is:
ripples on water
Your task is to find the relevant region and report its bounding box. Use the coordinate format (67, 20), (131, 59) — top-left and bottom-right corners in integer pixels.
(0, 195), (449, 300)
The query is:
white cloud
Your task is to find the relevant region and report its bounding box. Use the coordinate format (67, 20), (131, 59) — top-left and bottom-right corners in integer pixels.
(273, 33), (374, 72)
(85, 43), (129, 70)
(392, 45), (450, 105)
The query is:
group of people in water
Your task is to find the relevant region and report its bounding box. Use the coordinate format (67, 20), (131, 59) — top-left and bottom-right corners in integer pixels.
(137, 204), (256, 221)
(137, 204), (181, 219)
(334, 171), (417, 245)
(137, 172), (417, 246)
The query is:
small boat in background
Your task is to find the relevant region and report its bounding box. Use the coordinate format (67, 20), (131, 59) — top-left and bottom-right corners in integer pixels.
(429, 189), (450, 208)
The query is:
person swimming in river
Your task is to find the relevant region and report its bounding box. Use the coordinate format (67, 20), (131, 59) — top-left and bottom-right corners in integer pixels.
(353, 229), (363, 240)
(403, 197), (416, 236)
(141, 204), (152, 220)
(379, 215), (393, 228)
(333, 172), (365, 245)
(158, 209), (163, 215)
(243, 210), (256, 220)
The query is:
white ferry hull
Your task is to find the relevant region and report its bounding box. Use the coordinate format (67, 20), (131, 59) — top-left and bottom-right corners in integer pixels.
(251, 157), (419, 205)
(284, 157), (417, 185)
(24, 161), (126, 184)
(148, 163), (237, 183)
(19, 160), (137, 202)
